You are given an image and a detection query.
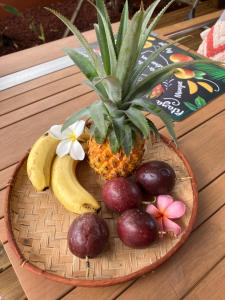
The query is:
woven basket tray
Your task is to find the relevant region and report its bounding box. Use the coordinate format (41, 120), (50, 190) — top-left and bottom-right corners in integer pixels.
(4, 135), (198, 287)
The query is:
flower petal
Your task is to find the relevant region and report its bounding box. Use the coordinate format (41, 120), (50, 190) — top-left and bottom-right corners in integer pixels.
(49, 125), (63, 140)
(157, 195), (174, 213)
(70, 120), (85, 138)
(70, 141), (85, 160)
(164, 201), (186, 219)
(61, 128), (73, 140)
(56, 140), (72, 157)
(146, 204), (161, 218)
(163, 217), (181, 236)
(156, 217), (164, 231)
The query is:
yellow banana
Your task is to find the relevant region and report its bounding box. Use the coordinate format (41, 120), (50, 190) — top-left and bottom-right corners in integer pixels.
(27, 133), (59, 191)
(51, 155), (100, 214)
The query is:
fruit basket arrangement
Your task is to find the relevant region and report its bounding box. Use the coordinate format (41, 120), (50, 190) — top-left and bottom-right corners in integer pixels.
(5, 0), (198, 286)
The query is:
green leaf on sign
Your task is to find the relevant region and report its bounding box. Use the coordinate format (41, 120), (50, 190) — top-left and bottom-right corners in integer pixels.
(195, 96), (206, 108)
(184, 102), (197, 111)
(194, 70), (205, 79)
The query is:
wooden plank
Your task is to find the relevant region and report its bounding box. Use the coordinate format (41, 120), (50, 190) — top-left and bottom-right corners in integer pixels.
(0, 242), (11, 272)
(160, 110), (225, 189)
(184, 258), (225, 300)
(0, 85), (92, 129)
(3, 243), (73, 300)
(211, 0), (225, 9)
(62, 282), (131, 300)
(114, 206), (225, 300)
(0, 265), (26, 300)
(61, 173), (225, 300)
(149, 95), (225, 140)
(0, 23), (119, 77)
(0, 219), (7, 243)
(194, 173), (225, 228)
(0, 72), (85, 116)
(0, 92), (98, 170)
(156, 1), (218, 29)
(156, 10), (222, 36)
(0, 164), (17, 190)
(0, 66), (77, 102)
(0, 1), (216, 78)
(1, 112), (224, 299)
(0, 78), (224, 171)
(0, 189), (6, 218)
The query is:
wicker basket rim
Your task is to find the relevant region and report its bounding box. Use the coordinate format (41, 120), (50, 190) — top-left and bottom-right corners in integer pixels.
(4, 134), (198, 287)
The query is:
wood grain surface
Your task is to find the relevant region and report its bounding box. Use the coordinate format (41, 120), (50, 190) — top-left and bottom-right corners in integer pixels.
(0, 2), (224, 299)
(184, 258), (225, 300)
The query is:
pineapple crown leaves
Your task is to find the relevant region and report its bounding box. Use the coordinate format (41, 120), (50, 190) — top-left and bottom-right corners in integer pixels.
(48, 0), (214, 155)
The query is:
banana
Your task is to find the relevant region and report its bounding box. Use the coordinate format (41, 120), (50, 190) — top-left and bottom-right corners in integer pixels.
(27, 133), (59, 191)
(51, 155), (100, 214)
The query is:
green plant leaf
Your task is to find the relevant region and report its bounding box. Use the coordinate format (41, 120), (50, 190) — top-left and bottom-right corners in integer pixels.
(62, 106), (91, 131)
(147, 118), (159, 137)
(94, 75), (122, 103)
(64, 48), (98, 81)
(121, 124), (133, 156)
(1, 4), (22, 16)
(85, 79), (108, 102)
(130, 35), (191, 86)
(195, 96), (206, 108)
(125, 60), (205, 101)
(138, 0), (175, 54)
(184, 102), (197, 111)
(38, 23), (45, 42)
(93, 125), (107, 144)
(89, 101), (108, 138)
(125, 107), (149, 138)
(116, 8), (144, 92)
(142, 0), (162, 33)
(45, 7), (102, 74)
(112, 116), (125, 143)
(95, 0), (116, 53)
(108, 129), (120, 153)
(94, 23), (110, 75)
(130, 98), (177, 145)
(116, 0), (129, 54)
(89, 1), (117, 75)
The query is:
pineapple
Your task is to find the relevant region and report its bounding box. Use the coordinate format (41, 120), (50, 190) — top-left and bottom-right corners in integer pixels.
(47, 0), (201, 179)
(88, 135), (144, 179)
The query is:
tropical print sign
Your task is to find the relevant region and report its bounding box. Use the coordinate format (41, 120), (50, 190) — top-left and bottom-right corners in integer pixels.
(138, 35), (225, 121)
(77, 34), (225, 121)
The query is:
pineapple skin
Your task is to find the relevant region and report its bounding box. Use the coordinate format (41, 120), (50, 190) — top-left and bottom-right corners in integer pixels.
(88, 138), (145, 180)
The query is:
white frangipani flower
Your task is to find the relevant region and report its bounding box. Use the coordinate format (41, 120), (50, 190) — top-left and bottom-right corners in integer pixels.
(49, 120), (86, 161)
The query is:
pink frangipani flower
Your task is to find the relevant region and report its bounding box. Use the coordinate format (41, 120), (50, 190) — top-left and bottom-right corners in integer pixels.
(146, 195), (186, 236)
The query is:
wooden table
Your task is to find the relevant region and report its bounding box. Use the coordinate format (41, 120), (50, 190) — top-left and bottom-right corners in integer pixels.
(0, 9), (225, 300)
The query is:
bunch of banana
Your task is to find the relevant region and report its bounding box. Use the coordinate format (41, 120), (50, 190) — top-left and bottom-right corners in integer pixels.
(27, 133), (58, 191)
(27, 129), (100, 214)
